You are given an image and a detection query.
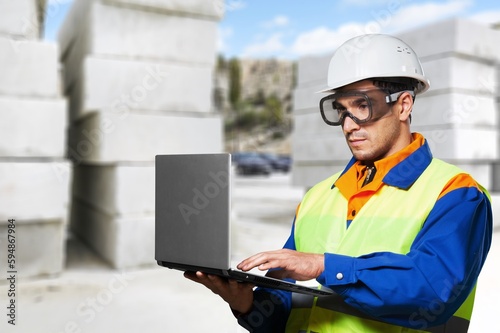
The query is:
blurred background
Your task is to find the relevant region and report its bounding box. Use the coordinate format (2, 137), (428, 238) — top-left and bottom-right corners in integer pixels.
(1, 0), (499, 332)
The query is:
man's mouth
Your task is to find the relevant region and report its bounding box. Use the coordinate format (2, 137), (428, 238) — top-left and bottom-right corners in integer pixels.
(348, 137), (366, 147)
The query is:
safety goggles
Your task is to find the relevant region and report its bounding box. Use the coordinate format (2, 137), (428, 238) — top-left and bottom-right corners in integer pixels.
(319, 89), (414, 126)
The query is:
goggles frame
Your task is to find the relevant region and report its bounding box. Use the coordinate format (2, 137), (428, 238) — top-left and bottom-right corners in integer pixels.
(319, 89), (414, 126)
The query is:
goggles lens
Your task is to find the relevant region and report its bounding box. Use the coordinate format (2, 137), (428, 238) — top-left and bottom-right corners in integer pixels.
(320, 92), (372, 126)
(319, 89), (413, 126)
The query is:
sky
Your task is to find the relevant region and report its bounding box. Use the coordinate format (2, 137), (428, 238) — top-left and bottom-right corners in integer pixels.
(44, 0), (500, 59)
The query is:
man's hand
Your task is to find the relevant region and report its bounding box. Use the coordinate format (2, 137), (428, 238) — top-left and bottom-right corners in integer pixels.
(184, 271), (255, 314)
(237, 249), (324, 281)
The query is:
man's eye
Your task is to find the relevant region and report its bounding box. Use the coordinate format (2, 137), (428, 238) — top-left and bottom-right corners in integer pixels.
(333, 104), (345, 111)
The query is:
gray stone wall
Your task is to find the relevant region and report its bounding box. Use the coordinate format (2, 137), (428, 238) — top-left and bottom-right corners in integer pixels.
(0, 0), (71, 278)
(292, 18), (500, 192)
(240, 58), (296, 112)
(60, 0), (224, 268)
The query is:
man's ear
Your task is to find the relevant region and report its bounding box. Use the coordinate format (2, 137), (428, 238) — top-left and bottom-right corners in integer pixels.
(398, 92), (414, 122)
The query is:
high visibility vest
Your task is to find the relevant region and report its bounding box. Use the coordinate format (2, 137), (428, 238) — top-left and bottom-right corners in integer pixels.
(286, 158), (479, 333)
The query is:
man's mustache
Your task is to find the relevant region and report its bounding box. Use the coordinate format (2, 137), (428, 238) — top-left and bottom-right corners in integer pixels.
(346, 132), (367, 140)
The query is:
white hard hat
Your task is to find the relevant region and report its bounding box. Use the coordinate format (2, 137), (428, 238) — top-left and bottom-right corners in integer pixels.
(320, 34), (430, 94)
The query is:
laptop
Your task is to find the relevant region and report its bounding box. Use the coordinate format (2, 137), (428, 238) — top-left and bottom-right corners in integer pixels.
(155, 153), (334, 297)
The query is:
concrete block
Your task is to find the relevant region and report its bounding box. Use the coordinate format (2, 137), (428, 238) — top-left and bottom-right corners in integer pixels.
(0, 97), (67, 158)
(418, 127), (498, 161)
(0, 38), (60, 98)
(71, 198), (155, 268)
(296, 53), (331, 86)
(398, 18), (500, 62)
(60, 2), (218, 89)
(0, 161), (72, 221)
(490, 163), (500, 193)
(92, 3), (218, 64)
(59, 0), (224, 51)
(69, 57), (213, 121)
(0, 218), (66, 278)
(293, 84), (326, 112)
(423, 56), (496, 94)
(72, 163), (155, 216)
(68, 112), (222, 163)
(292, 109), (350, 188)
(105, 0), (224, 20)
(0, 0), (39, 39)
(413, 92), (496, 127)
(292, 131), (351, 163)
(489, 194), (500, 230)
(293, 110), (340, 136)
(291, 163), (346, 189)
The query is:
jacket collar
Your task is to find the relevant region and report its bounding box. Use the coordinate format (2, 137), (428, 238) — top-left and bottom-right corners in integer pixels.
(332, 137), (433, 190)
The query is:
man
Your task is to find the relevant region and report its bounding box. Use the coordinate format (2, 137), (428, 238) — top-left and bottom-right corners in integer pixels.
(185, 34), (493, 332)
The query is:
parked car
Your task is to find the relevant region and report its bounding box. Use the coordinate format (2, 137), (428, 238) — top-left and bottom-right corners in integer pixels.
(259, 153), (292, 172)
(231, 151), (259, 165)
(235, 154), (272, 175)
(278, 154), (292, 171)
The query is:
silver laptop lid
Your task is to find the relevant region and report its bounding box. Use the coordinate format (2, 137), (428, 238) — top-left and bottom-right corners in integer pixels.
(155, 153), (231, 269)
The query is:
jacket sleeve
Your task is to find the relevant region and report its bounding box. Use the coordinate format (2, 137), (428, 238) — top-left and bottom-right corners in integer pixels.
(317, 184), (492, 328)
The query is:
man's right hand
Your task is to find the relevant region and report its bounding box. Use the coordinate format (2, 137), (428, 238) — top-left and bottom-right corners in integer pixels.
(184, 271), (255, 314)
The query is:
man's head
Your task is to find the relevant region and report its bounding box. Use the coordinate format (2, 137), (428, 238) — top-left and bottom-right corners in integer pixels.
(319, 34), (429, 163)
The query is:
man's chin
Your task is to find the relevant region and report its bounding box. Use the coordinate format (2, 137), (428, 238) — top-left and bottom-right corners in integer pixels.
(351, 150), (375, 162)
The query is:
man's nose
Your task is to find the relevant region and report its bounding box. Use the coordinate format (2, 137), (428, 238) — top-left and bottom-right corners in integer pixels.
(342, 114), (360, 133)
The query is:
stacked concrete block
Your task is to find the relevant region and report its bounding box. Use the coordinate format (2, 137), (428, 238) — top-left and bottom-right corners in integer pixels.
(0, 1), (70, 278)
(0, 0), (41, 40)
(399, 18), (500, 189)
(292, 18), (500, 190)
(59, 0), (223, 268)
(292, 53), (351, 187)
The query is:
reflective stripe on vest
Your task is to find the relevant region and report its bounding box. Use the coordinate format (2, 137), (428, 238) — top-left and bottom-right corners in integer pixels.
(286, 158), (479, 333)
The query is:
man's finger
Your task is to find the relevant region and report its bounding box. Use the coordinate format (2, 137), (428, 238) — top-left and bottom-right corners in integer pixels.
(184, 271), (201, 282)
(238, 252), (273, 271)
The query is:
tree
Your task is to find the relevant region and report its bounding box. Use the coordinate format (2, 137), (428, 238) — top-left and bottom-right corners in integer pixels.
(228, 58), (241, 108)
(264, 95), (283, 127)
(216, 54), (227, 71)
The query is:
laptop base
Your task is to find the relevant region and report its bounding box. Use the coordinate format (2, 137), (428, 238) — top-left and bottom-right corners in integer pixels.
(158, 260), (334, 297)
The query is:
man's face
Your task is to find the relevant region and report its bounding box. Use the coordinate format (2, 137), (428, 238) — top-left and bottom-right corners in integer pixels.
(336, 80), (405, 162)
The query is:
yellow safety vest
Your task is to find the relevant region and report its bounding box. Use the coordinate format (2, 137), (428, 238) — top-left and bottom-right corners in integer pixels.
(286, 158), (478, 333)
